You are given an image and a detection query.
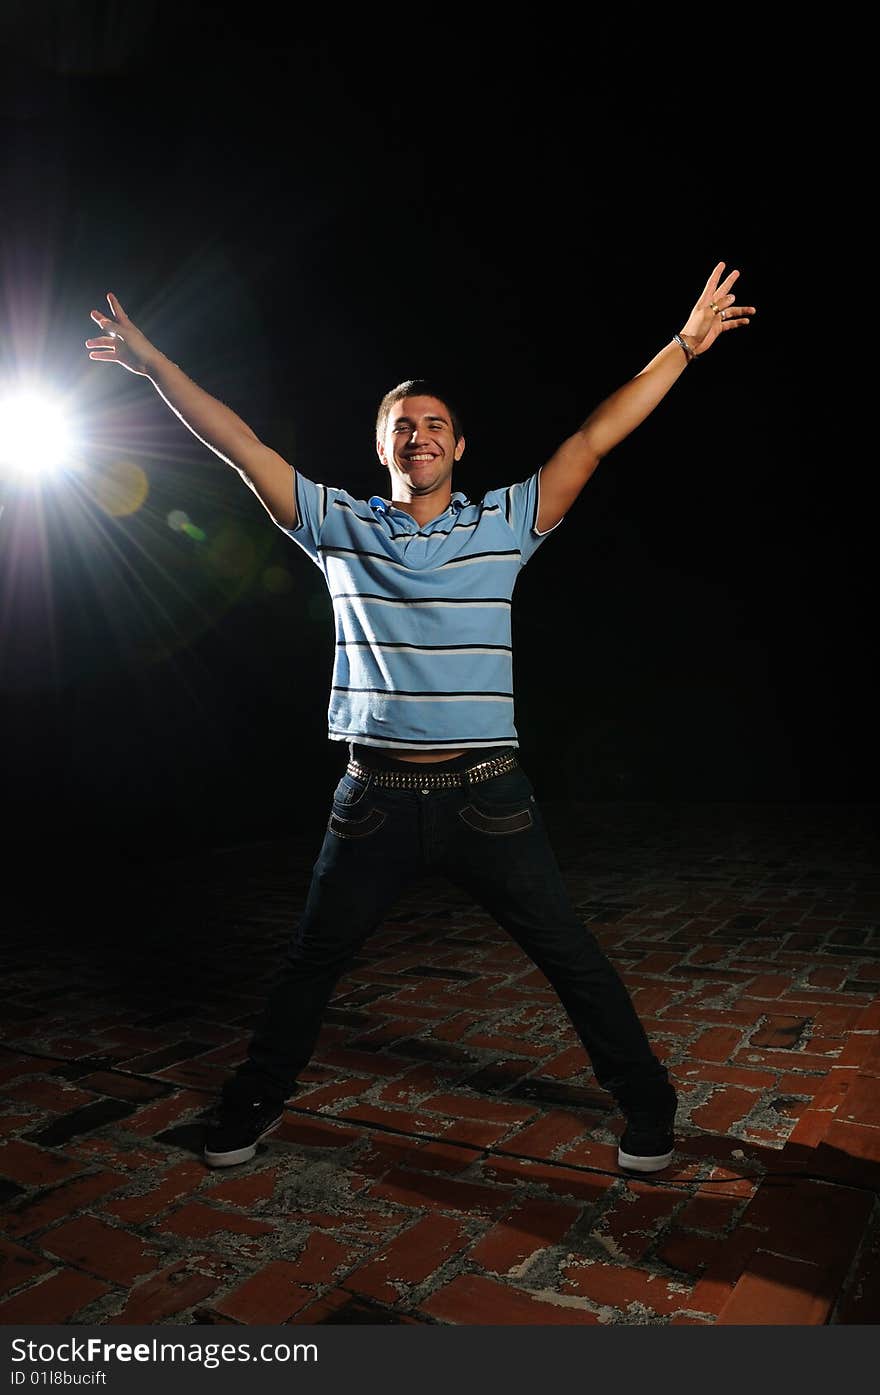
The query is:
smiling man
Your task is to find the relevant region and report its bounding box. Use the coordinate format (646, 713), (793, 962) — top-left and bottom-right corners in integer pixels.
(86, 262), (755, 1174)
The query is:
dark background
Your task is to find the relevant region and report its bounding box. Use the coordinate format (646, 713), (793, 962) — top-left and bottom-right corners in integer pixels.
(0, 4), (870, 879)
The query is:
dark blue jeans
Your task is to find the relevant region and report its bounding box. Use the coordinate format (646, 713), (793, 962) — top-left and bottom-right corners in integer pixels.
(225, 746), (670, 1113)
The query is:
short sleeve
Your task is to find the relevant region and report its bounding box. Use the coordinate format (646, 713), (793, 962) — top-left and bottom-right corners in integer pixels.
(486, 467), (564, 567)
(274, 471), (341, 568)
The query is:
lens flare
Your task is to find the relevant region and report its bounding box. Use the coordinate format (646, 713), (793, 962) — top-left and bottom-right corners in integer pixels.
(91, 459), (149, 517)
(0, 388), (76, 476)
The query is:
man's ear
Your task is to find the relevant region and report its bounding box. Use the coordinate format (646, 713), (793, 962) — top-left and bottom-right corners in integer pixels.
(376, 438), (389, 467)
(454, 435), (466, 462)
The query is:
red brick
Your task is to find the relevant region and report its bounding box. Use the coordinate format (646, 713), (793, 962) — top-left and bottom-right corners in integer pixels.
(74, 1072), (168, 1102)
(107, 1255), (230, 1324)
(716, 1250), (834, 1324)
(288, 1231), (364, 1286)
(64, 1139), (158, 1171)
(42, 1037), (104, 1059)
(678, 1064), (778, 1090)
(0, 1141), (85, 1188)
(41, 1216), (159, 1285)
(656, 1229), (722, 1276)
(835, 1219), (880, 1323)
(777, 1072), (821, 1097)
(187, 1040), (248, 1067)
(5, 1170), (128, 1239)
(368, 1167), (511, 1217)
(0, 1269), (110, 1323)
(402, 1140), (483, 1175)
(294, 1078), (377, 1111)
(534, 1047), (590, 1080)
(346, 1213), (469, 1301)
(677, 1008), (763, 1028)
(460, 1033), (554, 1057)
(677, 1193), (741, 1233)
(562, 1260), (689, 1315)
(478, 1153), (614, 1207)
(838, 1073), (880, 1127)
(102, 1160), (206, 1224)
(781, 989), (873, 1008)
(815, 1122), (880, 1187)
(495, 1110), (589, 1162)
(274, 1116), (360, 1150)
(0, 1054), (42, 1086)
(212, 1261), (313, 1323)
(339, 1103), (511, 1149)
(204, 1168), (281, 1208)
(92, 1026), (165, 1050)
(733, 1048), (844, 1072)
(746, 975), (792, 999)
(351, 1134), (433, 1180)
(733, 1182), (866, 1306)
(748, 1017), (810, 1049)
(0, 1114), (32, 1137)
(126, 1088), (211, 1135)
(634, 951), (682, 974)
(316, 1047), (410, 1077)
(5, 1078), (95, 1112)
(377, 1066), (457, 1106)
(287, 1287), (418, 1324)
(696, 1166), (760, 1201)
(787, 1110), (834, 1148)
(690, 1086), (758, 1133)
(689, 1226), (764, 1316)
(837, 1035), (880, 1071)
(691, 1027), (745, 1063)
(420, 1092), (537, 1127)
(157, 1201), (275, 1240)
(555, 1137), (621, 1174)
(687, 946), (730, 966)
(858, 999), (880, 1031)
(808, 968), (847, 990)
(421, 1273), (599, 1325)
(631, 985), (679, 1014)
(0, 1237), (53, 1295)
(425, 1013), (484, 1043)
(470, 1198), (580, 1275)
(601, 1184), (682, 1262)
(153, 1060), (227, 1090)
(640, 1016), (698, 1040)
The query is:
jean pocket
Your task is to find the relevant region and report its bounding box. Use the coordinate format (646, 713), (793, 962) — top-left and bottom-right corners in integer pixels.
(457, 802), (534, 835)
(328, 803), (387, 840)
(332, 770), (373, 811)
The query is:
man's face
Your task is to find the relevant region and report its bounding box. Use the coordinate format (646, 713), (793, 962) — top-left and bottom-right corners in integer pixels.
(377, 395), (465, 497)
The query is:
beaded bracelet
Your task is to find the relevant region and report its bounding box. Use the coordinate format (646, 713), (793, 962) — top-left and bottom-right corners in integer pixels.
(673, 332), (696, 363)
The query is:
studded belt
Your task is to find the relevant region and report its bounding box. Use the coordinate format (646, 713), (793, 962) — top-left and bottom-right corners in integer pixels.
(346, 752), (518, 790)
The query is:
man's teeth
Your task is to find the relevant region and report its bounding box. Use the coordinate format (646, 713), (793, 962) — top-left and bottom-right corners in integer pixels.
(407, 454), (434, 462)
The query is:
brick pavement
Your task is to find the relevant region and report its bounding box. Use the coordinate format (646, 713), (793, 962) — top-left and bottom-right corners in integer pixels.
(2, 802), (879, 1326)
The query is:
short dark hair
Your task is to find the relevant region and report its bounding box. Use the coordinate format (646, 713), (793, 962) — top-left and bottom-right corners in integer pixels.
(376, 379), (464, 445)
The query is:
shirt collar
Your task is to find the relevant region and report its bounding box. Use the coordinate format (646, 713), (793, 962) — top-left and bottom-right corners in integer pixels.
(368, 492), (470, 517)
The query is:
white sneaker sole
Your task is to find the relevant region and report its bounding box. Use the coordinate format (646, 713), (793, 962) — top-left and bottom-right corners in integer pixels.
(617, 1144), (674, 1172)
(203, 1114), (283, 1168)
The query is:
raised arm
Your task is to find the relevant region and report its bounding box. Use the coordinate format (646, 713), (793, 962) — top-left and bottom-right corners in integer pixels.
(85, 293), (298, 529)
(536, 262), (756, 533)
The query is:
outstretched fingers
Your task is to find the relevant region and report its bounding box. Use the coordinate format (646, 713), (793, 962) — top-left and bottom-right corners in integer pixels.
(721, 304), (756, 328)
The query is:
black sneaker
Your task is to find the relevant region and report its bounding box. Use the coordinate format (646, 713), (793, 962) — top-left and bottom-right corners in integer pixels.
(617, 1104), (676, 1173)
(203, 1098), (284, 1168)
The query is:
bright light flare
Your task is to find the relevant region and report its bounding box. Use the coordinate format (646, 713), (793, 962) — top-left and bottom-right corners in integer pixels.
(0, 387), (78, 478)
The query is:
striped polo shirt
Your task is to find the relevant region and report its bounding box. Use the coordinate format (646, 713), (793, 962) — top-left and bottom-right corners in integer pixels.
(277, 468), (562, 750)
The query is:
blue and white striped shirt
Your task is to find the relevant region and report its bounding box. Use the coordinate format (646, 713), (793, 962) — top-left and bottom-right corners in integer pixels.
(278, 469), (562, 750)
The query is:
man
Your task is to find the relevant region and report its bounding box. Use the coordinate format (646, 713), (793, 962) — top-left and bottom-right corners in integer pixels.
(86, 263), (755, 1173)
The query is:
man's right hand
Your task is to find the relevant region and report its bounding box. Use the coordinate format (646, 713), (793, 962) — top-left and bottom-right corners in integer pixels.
(85, 292), (160, 377)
